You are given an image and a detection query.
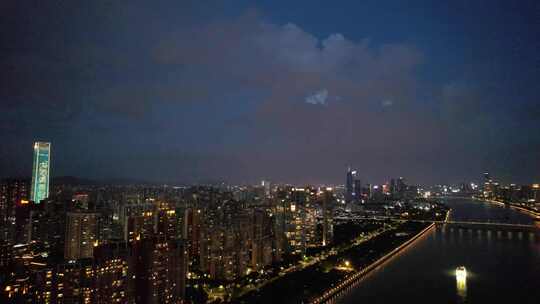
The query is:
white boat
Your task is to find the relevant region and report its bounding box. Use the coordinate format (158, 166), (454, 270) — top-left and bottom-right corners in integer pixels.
(455, 266), (467, 280)
(455, 266), (467, 298)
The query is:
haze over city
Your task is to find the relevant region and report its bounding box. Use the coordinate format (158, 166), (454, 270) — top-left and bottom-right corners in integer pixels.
(2, 1), (540, 185)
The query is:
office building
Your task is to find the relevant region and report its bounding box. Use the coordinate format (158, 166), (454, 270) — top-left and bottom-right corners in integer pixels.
(353, 179), (362, 202)
(30, 142), (51, 204)
(345, 168), (355, 203)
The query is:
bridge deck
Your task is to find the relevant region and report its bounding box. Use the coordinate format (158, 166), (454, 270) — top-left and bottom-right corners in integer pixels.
(335, 216), (539, 232)
(440, 221), (538, 232)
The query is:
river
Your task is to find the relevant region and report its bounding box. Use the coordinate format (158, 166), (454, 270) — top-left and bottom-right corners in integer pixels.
(338, 198), (540, 304)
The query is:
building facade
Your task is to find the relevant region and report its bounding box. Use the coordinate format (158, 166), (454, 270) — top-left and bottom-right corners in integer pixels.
(30, 142), (51, 204)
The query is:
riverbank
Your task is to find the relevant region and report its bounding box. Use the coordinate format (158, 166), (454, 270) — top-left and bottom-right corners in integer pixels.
(473, 197), (540, 219)
(234, 221), (430, 304)
(338, 197), (540, 304)
(311, 222), (435, 304)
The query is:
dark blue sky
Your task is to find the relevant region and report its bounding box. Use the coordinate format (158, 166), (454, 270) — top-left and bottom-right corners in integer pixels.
(1, 0), (539, 185)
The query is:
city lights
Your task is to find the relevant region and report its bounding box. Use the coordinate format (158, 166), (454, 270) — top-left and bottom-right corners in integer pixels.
(1, 1), (539, 300)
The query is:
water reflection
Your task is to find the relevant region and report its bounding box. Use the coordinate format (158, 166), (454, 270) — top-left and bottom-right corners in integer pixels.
(455, 267), (467, 302)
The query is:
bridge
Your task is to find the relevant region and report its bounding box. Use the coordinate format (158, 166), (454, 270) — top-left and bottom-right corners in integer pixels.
(434, 220), (539, 233)
(334, 215), (539, 233)
(440, 220), (535, 228)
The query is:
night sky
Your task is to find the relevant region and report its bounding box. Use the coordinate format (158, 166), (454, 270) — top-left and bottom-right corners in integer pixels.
(2, 1), (540, 185)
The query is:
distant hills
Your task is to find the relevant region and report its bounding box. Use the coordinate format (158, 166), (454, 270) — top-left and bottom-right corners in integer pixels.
(2, 176), (239, 187)
(1, 176), (159, 186)
(52, 176), (99, 186)
(53, 176), (161, 186)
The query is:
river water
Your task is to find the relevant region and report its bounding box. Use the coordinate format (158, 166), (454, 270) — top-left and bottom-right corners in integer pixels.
(339, 198), (540, 304)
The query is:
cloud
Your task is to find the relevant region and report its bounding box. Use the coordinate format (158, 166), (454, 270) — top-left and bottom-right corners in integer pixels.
(0, 8), (431, 183)
(140, 13), (440, 182)
(153, 12), (423, 104)
(381, 99), (393, 107)
(305, 89), (328, 105)
(7, 6), (536, 184)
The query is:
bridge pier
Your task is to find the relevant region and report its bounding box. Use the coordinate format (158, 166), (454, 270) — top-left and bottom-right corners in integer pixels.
(440, 221), (537, 239)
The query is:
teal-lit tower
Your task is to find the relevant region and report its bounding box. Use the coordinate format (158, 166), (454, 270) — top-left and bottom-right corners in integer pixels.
(30, 142), (51, 203)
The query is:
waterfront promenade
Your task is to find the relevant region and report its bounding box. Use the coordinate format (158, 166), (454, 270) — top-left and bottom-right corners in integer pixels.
(311, 221), (437, 304)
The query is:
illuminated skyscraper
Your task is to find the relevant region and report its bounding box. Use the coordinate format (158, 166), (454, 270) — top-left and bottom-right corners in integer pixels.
(345, 168), (356, 203)
(30, 142), (50, 204)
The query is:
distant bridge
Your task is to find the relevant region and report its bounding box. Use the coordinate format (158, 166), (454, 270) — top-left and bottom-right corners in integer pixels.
(440, 220), (534, 228)
(436, 195), (476, 199)
(437, 220), (539, 233)
(334, 215), (539, 233)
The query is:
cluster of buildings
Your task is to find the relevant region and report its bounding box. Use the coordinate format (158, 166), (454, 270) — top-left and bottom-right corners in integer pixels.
(415, 172), (540, 212)
(0, 142), (336, 303)
(6, 143), (534, 303)
(480, 173), (540, 210)
(345, 167), (419, 205)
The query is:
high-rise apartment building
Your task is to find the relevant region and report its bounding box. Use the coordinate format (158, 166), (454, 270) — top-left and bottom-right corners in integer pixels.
(321, 188), (334, 246)
(64, 212), (98, 260)
(184, 208), (203, 257)
(0, 179), (29, 243)
(132, 237), (187, 303)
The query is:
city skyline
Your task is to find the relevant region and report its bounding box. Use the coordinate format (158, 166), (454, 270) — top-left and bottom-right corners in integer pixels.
(2, 157), (538, 303)
(2, 141), (538, 187)
(2, 1), (540, 185)
(1, 2), (539, 303)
